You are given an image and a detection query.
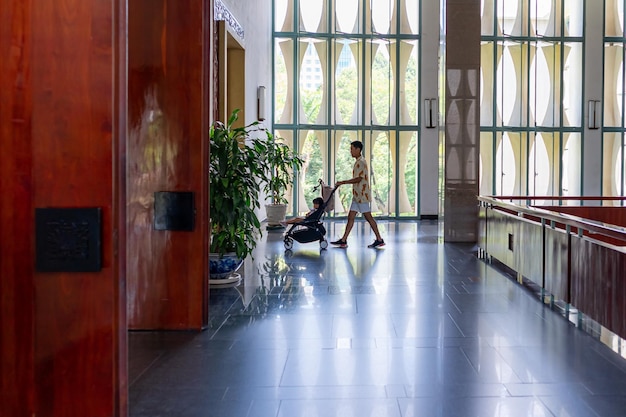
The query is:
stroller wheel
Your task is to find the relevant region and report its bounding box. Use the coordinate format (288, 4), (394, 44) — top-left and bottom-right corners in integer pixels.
(320, 239), (328, 249)
(284, 237), (293, 250)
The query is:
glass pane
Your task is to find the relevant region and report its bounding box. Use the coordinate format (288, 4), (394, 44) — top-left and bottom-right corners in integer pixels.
(366, 130), (391, 216)
(531, 0), (556, 37)
(480, 132), (495, 195)
(481, 0), (496, 36)
(401, 0), (419, 35)
(499, 0), (524, 36)
(334, 39), (360, 125)
(605, 0), (624, 37)
(371, 39), (393, 125)
(275, 0), (293, 32)
(275, 38), (294, 124)
(528, 132), (556, 199)
(332, 130), (363, 215)
(604, 44), (624, 128)
(603, 133), (624, 197)
(299, 129), (328, 215)
(498, 41), (527, 127)
(564, 0), (584, 37)
(275, 129), (298, 213)
(517, 132), (529, 196)
(335, 0), (361, 34)
(299, 39), (327, 124)
(563, 42), (583, 127)
(399, 40), (418, 125)
(300, 0), (327, 33)
(496, 132), (526, 195)
(562, 132), (581, 198)
(480, 42), (494, 126)
(399, 131), (418, 216)
(371, 0), (394, 34)
(531, 42), (559, 127)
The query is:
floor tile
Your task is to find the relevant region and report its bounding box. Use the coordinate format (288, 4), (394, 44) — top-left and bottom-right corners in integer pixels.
(129, 220), (626, 417)
(277, 398), (401, 417)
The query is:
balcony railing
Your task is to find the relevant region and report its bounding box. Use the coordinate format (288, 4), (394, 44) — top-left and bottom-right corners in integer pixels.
(477, 195), (626, 340)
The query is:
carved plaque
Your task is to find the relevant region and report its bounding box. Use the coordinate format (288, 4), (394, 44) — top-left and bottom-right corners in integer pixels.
(35, 207), (102, 272)
(154, 191), (195, 231)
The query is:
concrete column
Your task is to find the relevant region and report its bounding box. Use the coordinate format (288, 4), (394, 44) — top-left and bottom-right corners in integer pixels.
(444, 0), (481, 242)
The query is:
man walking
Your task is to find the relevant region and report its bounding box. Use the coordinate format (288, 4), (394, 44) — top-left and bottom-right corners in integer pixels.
(331, 140), (385, 248)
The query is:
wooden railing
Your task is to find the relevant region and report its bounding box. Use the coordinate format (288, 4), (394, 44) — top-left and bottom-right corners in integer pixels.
(477, 196), (626, 339)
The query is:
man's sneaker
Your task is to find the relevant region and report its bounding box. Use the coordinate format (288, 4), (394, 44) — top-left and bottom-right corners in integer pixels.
(368, 239), (385, 248)
(330, 239), (348, 248)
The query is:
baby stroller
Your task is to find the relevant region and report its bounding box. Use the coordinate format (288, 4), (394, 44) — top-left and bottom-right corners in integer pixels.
(284, 179), (337, 251)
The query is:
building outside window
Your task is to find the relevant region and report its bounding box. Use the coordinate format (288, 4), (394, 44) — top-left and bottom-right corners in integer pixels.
(604, 0), (626, 203)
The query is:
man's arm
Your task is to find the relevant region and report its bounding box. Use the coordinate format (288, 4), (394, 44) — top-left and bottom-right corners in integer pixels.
(336, 176), (362, 186)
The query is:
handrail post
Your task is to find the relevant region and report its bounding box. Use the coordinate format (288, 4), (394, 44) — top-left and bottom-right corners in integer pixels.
(541, 218), (546, 294)
(565, 224), (572, 317)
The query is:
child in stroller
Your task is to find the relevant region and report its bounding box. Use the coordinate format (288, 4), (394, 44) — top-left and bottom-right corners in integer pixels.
(282, 197), (324, 226)
(283, 180), (337, 251)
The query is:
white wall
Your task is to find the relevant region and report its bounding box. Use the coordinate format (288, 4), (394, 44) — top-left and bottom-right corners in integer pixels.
(220, 0), (273, 128)
(420, 0), (441, 217)
(220, 0), (274, 219)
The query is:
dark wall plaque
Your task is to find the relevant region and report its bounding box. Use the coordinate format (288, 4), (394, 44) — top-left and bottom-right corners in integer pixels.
(154, 191), (195, 231)
(35, 207), (102, 272)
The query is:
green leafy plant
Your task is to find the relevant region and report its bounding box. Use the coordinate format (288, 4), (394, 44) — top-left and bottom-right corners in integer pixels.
(261, 130), (304, 205)
(209, 110), (266, 260)
(209, 109), (304, 259)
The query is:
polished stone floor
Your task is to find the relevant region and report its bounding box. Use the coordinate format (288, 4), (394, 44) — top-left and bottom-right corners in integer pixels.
(129, 220), (626, 417)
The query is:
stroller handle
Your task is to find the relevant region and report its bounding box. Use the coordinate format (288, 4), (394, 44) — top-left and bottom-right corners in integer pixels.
(314, 178), (338, 191)
(313, 179), (338, 212)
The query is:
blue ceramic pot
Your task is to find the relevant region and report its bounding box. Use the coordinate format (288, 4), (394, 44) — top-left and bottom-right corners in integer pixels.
(209, 253), (244, 279)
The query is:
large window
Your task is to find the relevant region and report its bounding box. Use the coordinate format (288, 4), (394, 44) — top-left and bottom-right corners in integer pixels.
(480, 0), (584, 202)
(604, 0), (626, 202)
(273, 0), (421, 217)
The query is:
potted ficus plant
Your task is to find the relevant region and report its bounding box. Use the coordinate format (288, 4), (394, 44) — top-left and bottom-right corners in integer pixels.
(209, 109), (267, 278)
(261, 130), (304, 228)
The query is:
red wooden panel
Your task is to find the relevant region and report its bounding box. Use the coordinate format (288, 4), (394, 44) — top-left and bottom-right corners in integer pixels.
(114, 0), (129, 411)
(534, 206), (626, 247)
(29, 0), (126, 415)
(1, 1), (36, 415)
(538, 206), (626, 228)
(127, 0), (209, 330)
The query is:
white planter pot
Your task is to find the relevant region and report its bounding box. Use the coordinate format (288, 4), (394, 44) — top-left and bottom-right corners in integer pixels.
(265, 203), (287, 226)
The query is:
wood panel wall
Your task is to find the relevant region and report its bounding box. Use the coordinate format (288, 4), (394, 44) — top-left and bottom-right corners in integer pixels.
(1, 2), (35, 414)
(127, 0), (211, 330)
(1, 0), (127, 416)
